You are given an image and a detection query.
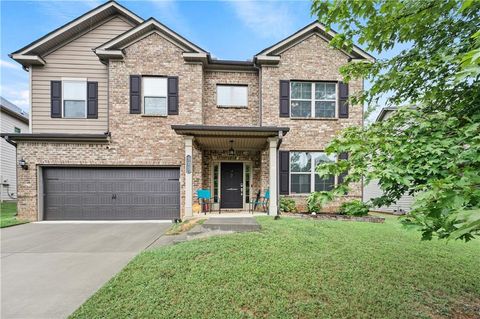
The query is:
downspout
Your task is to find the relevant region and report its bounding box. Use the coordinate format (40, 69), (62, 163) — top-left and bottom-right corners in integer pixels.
(253, 59), (262, 126)
(276, 130), (283, 216)
(2, 136), (17, 148)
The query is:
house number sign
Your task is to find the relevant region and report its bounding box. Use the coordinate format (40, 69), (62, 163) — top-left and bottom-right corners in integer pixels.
(186, 155), (192, 174)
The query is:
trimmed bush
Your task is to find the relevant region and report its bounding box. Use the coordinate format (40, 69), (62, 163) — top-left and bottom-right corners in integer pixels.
(307, 191), (334, 213)
(280, 197), (297, 213)
(339, 200), (370, 216)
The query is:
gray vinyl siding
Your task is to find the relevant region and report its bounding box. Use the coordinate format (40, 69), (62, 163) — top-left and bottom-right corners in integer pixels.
(0, 111), (29, 201)
(363, 179), (414, 213)
(30, 16), (134, 133)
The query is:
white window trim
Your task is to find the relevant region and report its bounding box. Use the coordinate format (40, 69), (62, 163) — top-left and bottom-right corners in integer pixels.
(142, 76), (168, 116)
(216, 84), (248, 108)
(289, 151), (337, 195)
(290, 82), (338, 119)
(61, 78), (87, 119)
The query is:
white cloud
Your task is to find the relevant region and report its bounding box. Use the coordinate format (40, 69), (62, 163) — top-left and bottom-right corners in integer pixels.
(0, 59), (20, 70)
(149, 0), (192, 36)
(37, 0), (102, 23)
(0, 85), (30, 112)
(229, 1), (296, 38)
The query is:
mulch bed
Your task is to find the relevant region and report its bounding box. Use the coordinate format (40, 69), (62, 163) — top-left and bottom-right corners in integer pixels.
(281, 212), (385, 223)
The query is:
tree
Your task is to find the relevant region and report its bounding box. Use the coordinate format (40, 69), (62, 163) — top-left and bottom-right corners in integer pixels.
(311, 0), (480, 241)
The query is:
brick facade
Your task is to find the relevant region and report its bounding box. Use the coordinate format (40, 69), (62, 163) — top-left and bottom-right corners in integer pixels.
(261, 34), (363, 211)
(16, 24), (364, 220)
(203, 70), (259, 126)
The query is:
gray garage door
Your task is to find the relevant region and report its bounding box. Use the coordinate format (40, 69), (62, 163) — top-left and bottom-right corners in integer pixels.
(43, 167), (180, 220)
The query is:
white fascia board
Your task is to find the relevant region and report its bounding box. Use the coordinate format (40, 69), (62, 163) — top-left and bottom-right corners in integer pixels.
(17, 2), (142, 56)
(94, 49), (124, 60)
(10, 54), (46, 66)
(98, 19), (205, 54)
(260, 22), (375, 62)
(255, 55), (280, 65)
(182, 52), (208, 63)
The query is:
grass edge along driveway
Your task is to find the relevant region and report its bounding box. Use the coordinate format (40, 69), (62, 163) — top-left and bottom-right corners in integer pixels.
(1, 202), (27, 228)
(71, 215), (480, 319)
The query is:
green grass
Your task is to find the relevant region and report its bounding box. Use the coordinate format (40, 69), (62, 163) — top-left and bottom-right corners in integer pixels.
(71, 215), (480, 319)
(1, 202), (27, 228)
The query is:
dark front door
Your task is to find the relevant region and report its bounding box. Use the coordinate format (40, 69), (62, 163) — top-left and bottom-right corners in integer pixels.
(220, 162), (243, 208)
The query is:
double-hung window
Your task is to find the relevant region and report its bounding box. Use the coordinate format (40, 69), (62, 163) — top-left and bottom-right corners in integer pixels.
(63, 79), (87, 118)
(290, 82), (337, 118)
(143, 77), (167, 115)
(290, 151), (336, 194)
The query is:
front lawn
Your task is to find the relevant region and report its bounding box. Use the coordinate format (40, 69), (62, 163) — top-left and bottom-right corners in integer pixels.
(1, 202), (27, 228)
(71, 215), (480, 319)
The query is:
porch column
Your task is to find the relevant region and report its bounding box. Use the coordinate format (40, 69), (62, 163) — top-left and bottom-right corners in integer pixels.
(268, 137), (279, 216)
(184, 136), (194, 218)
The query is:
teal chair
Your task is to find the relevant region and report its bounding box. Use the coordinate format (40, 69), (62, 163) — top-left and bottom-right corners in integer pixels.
(196, 189), (213, 215)
(249, 189), (270, 213)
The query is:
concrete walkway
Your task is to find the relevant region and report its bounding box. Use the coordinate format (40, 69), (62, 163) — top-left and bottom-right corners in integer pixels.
(1, 222), (170, 319)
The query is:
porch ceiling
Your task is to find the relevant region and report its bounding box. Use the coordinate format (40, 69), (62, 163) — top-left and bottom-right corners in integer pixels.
(195, 136), (268, 150)
(171, 125), (290, 150)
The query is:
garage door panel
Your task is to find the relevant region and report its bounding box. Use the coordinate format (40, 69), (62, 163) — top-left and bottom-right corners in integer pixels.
(43, 167), (180, 220)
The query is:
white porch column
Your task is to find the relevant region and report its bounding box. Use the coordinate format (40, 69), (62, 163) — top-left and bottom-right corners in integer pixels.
(184, 136), (194, 218)
(268, 137), (279, 216)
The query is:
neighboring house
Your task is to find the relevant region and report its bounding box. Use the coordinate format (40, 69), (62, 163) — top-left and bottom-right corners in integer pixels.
(363, 107), (414, 214)
(3, 1), (374, 221)
(0, 97), (29, 202)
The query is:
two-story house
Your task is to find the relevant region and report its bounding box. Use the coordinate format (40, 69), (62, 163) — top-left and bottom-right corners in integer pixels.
(3, 1), (373, 221)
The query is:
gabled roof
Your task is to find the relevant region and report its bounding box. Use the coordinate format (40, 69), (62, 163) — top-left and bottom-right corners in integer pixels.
(256, 21), (375, 62)
(0, 97), (29, 124)
(10, 1), (143, 67)
(95, 17), (207, 59)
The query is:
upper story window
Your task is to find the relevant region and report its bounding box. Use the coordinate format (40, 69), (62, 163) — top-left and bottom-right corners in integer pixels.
(63, 79), (86, 118)
(290, 151), (336, 194)
(14, 127), (21, 133)
(217, 85), (248, 108)
(290, 82), (336, 118)
(143, 77), (167, 115)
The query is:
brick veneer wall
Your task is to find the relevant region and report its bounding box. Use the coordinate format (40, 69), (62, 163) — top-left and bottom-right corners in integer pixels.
(15, 33), (204, 221)
(260, 34), (363, 211)
(16, 32), (365, 220)
(203, 70), (260, 126)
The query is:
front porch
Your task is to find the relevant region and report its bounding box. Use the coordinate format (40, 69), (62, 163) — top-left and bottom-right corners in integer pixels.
(172, 125), (289, 218)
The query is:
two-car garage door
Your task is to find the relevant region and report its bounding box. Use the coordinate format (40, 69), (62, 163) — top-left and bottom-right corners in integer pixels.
(43, 167), (180, 220)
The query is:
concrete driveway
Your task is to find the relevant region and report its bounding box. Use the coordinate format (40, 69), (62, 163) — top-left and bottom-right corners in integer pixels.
(1, 222), (171, 319)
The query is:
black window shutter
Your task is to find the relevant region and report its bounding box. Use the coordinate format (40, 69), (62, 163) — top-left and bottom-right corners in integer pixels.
(51, 81), (62, 118)
(87, 81), (98, 119)
(279, 151), (290, 195)
(168, 76), (179, 115)
(130, 75), (141, 114)
(279, 80), (290, 117)
(338, 82), (349, 118)
(337, 152), (349, 185)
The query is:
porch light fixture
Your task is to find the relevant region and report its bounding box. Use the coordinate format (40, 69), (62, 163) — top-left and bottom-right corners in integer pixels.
(228, 140), (235, 156)
(19, 158), (28, 170)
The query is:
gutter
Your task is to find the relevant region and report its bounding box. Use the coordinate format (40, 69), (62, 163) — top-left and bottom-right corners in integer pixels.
(0, 132), (110, 143)
(2, 135), (17, 147)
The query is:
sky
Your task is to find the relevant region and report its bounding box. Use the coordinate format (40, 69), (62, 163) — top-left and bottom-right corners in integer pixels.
(0, 0), (407, 121)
